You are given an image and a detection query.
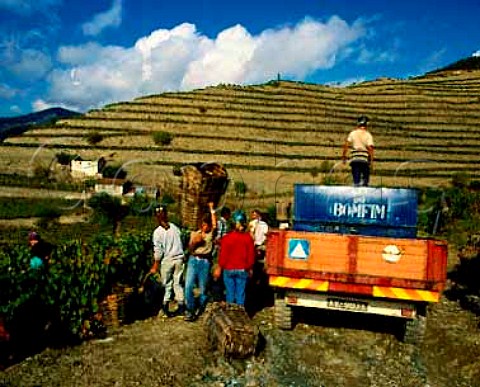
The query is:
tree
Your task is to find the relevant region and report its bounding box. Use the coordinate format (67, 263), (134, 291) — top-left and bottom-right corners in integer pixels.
(234, 181), (247, 197)
(152, 131), (173, 146)
(101, 165), (127, 179)
(87, 192), (126, 234)
(56, 152), (81, 166)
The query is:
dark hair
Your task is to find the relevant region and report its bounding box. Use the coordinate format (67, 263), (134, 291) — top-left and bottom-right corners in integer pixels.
(155, 205), (167, 214)
(28, 231), (40, 241)
(202, 213), (212, 226)
(220, 207), (231, 217)
(154, 205), (168, 220)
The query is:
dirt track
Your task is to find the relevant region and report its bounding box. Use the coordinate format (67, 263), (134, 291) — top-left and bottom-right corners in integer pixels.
(1, 293), (479, 387)
(0, 186), (86, 200)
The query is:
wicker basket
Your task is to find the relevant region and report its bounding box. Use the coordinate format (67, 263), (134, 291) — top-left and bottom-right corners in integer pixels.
(204, 302), (259, 359)
(180, 162), (229, 229)
(100, 285), (134, 329)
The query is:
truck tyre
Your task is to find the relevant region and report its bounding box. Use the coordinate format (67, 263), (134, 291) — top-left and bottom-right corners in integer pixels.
(403, 315), (426, 345)
(274, 299), (293, 330)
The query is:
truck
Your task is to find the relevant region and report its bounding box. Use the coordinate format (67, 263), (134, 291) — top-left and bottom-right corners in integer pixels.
(266, 185), (448, 344)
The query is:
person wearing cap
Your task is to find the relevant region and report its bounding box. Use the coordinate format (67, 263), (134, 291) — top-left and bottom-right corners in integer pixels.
(342, 115), (375, 187)
(150, 205), (186, 318)
(28, 231), (53, 268)
(215, 210), (255, 307)
(23, 231), (54, 348)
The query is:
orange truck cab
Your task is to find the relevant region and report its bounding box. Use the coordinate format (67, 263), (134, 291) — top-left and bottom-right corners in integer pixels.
(266, 185), (448, 343)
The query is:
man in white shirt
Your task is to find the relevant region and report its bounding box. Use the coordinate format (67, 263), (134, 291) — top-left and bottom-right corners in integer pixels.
(249, 209), (269, 259)
(342, 115), (375, 187)
(247, 209), (271, 314)
(150, 205), (185, 317)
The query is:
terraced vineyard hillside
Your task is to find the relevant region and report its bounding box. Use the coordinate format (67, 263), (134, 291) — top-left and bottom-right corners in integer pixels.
(2, 70), (480, 201)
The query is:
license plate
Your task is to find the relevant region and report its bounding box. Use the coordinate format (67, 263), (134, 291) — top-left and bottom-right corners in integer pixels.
(327, 298), (368, 311)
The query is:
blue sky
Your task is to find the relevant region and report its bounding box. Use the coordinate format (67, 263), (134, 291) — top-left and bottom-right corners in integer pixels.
(0, 0), (479, 117)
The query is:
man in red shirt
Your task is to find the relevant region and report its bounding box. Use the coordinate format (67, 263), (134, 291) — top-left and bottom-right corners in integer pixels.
(216, 210), (255, 307)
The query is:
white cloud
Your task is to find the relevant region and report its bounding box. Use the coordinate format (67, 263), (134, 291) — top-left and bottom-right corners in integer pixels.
(0, 83), (18, 99)
(473, 50), (480, 57)
(5, 48), (52, 81)
(44, 17), (369, 112)
(181, 24), (256, 89)
(58, 42), (127, 66)
(0, 0), (61, 15)
(82, 0), (122, 37)
(250, 17), (365, 79)
(9, 105), (22, 114)
(32, 98), (74, 112)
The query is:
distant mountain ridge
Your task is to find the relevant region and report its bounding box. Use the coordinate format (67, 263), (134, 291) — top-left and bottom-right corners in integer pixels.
(429, 55), (480, 74)
(0, 107), (81, 140)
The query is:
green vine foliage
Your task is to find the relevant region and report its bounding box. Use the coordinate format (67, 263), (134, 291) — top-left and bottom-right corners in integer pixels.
(0, 245), (41, 319)
(0, 231), (153, 339)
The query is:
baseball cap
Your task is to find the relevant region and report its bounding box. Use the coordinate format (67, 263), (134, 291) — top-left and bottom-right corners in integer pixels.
(232, 210), (247, 224)
(357, 115), (369, 126)
(28, 231), (39, 241)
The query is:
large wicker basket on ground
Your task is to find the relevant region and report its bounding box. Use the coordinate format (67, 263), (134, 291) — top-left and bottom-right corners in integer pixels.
(179, 162), (229, 229)
(99, 284), (134, 330)
(204, 302), (259, 359)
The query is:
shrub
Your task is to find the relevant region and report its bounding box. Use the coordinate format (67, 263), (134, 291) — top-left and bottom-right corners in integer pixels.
(234, 181), (247, 197)
(319, 160), (334, 173)
(161, 193), (176, 205)
(88, 193), (122, 222)
(85, 131), (103, 146)
(33, 164), (51, 180)
(266, 204), (278, 227)
(451, 172), (470, 188)
(56, 152), (81, 166)
(152, 131), (173, 146)
(87, 192), (127, 234)
(101, 165), (127, 179)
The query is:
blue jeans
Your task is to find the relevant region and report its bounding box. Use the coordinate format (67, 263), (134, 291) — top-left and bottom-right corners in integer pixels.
(185, 256), (211, 312)
(351, 160), (370, 186)
(223, 269), (249, 306)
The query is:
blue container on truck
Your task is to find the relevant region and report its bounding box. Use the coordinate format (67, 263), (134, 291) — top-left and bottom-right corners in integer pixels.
(293, 185), (418, 238)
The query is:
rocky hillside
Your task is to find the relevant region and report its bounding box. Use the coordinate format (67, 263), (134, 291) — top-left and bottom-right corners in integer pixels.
(2, 69), (480, 197)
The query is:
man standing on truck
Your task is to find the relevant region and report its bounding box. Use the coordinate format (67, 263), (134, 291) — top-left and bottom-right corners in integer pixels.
(342, 115), (375, 187)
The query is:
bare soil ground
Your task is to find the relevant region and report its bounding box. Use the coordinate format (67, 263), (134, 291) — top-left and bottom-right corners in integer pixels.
(1, 292), (479, 387)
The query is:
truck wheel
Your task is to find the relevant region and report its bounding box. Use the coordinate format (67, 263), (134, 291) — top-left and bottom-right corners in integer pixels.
(274, 299), (293, 330)
(403, 315), (426, 345)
